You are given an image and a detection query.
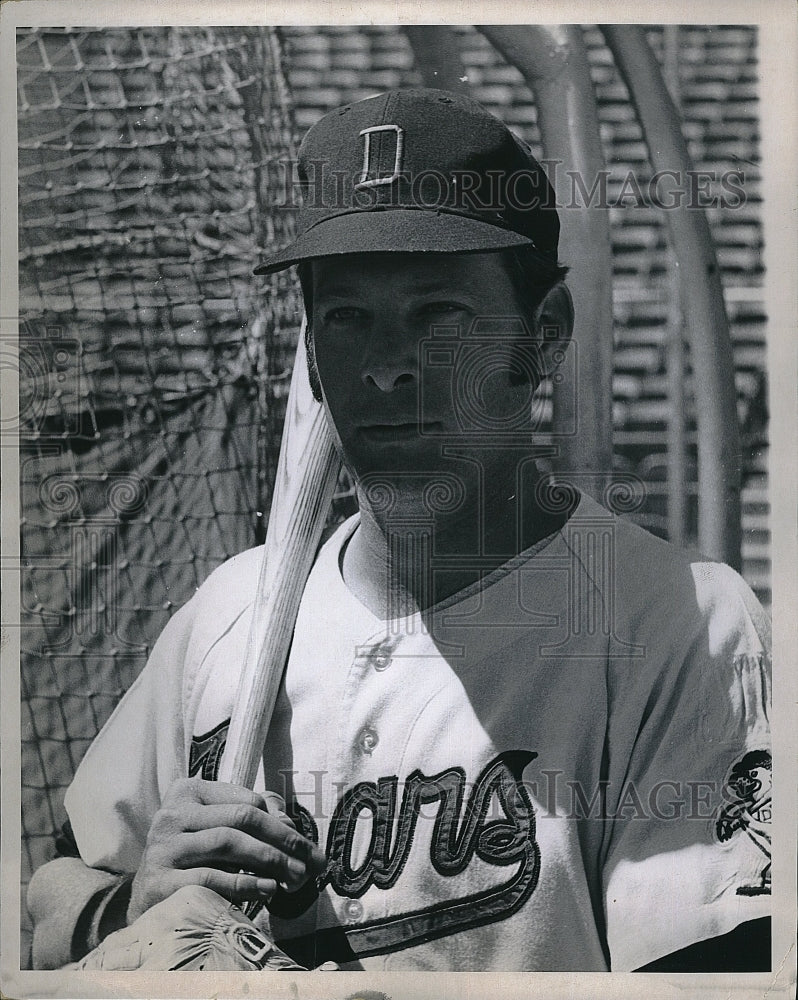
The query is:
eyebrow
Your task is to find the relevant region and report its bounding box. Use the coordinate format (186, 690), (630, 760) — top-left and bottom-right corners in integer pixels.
(411, 281), (467, 295)
(313, 283), (358, 299)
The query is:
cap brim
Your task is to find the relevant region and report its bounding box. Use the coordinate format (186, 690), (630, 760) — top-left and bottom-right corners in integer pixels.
(253, 209), (536, 275)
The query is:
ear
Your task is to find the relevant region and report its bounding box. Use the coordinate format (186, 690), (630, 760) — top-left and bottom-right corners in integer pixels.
(534, 282), (574, 377)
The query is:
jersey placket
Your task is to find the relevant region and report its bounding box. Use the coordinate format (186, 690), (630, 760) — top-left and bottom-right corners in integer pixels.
(326, 625), (410, 932)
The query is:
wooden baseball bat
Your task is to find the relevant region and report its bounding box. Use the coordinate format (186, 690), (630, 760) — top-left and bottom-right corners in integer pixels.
(218, 324), (340, 789)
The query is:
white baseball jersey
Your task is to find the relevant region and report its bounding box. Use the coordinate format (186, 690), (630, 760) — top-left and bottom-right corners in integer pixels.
(65, 491), (772, 971)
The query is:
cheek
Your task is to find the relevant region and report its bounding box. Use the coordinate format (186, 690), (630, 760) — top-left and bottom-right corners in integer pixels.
(430, 346), (537, 420)
(312, 331), (360, 410)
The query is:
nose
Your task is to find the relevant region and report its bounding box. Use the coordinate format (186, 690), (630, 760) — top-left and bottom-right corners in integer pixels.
(363, 367), (415, 393)
(361, 324), (417, 393)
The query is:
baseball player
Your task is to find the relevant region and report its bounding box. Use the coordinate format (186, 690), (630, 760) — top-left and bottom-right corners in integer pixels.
(28, 89), (772, 973)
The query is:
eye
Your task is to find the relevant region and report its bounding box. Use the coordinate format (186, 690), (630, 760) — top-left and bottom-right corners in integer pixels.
(322, 306), (366, 325)
(419, 301), (469, 317)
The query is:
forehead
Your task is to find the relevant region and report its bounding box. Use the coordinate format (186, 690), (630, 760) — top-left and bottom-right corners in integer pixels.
(310, 251), (515, 297)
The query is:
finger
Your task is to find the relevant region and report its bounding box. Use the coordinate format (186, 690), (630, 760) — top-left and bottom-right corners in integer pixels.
(263, 791), (287, 814)
(175, 867), (278, 903)
(175, 804), (324, 869)
(171, 778), (271, 812)
(168, 828), (311, 888)
(260, 792), (299, 834)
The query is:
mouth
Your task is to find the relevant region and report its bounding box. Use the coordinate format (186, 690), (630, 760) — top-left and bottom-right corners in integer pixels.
(359, 422), (442, 442)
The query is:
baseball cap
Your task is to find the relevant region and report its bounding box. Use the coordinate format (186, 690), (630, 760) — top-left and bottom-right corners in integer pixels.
(254, 87), (559, 275)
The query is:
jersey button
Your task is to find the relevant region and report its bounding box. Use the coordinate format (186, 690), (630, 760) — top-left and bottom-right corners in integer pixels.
(373, 650), (391, 671)
(344, 899), (363, 921)
(359, 727), (379, 754)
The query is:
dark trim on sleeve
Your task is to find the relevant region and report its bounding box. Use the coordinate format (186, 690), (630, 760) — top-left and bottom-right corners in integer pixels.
(634, 917), (771, 972)
(71, 875), (134, 962)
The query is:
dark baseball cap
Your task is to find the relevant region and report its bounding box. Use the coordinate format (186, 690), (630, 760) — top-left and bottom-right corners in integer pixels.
(254, 87), (560, 275)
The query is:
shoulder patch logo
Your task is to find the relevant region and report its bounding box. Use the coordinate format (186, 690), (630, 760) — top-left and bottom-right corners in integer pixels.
(715, 749), (771, 896)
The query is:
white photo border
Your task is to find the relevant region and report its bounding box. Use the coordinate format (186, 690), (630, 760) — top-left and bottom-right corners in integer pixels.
(1, 2), (795, 998)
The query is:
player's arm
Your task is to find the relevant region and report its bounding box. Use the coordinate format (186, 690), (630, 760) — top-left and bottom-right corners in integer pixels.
(28, 853), (131, 970)
(28, 566), (324, 969)
(634, 917), (771, 972)
(603, 560), (772, 971)
(28, 779), (326, 969)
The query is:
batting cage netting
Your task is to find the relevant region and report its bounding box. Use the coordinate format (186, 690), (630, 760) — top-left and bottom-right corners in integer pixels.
(14, 25), (767, 966)
(15, 26), (361, 962)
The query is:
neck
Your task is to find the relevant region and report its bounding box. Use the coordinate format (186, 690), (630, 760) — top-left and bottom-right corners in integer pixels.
(342, 462), (571, 616)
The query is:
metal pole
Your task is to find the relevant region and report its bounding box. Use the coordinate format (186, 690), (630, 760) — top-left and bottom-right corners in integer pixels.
(404, 26), (469, 92)
(601, 25), (741, 568)
(663, 26), (686, 548)
(479, 25), (615, 482)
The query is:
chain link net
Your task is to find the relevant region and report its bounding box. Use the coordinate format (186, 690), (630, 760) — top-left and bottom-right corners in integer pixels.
(15, 26), (356, 963)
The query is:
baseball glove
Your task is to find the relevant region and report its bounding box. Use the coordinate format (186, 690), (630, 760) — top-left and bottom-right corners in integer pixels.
(67, 884), (307, 971)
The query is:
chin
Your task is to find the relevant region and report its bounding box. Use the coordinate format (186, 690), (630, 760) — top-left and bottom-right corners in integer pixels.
(343, 438), (451, 478)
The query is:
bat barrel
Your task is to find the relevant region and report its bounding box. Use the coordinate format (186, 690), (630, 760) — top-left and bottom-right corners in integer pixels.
(218, 330), (341, 789)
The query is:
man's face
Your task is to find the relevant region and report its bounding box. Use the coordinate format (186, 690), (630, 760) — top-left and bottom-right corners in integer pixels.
(733, 766), (771, 801)
(310, 252), (539, 478)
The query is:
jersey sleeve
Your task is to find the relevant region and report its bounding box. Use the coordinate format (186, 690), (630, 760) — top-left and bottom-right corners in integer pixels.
(603, 561), (772, 971)
(63, 600), (195, 874)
